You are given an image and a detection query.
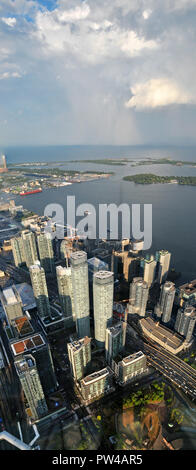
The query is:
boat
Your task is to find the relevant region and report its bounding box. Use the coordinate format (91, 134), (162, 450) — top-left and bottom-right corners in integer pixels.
(20, 188), (42, 196)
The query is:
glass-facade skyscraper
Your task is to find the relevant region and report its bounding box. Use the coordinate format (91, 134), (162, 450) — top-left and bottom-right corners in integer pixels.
(129, 277), (149, 317)
(70, 251), (90, 338)
(15, 354), (48, 421)
(67, 336), (91, 382)
(29, 262), (51, 318)
(93, 270), (114, 348)
(56, 265), (75, 320)
(37, 232), (55, 274)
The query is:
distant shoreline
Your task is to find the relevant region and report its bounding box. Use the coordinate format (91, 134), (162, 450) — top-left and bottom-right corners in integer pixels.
(123, 174), (196, 185)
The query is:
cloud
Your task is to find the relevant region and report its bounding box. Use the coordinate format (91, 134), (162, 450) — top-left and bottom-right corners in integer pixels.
(1, 17), (17, 27)
(34, 7), (158, 63)
(125, 78), (195, 110)
(57, 4), (90, 22)
(0, 71), (22, 80)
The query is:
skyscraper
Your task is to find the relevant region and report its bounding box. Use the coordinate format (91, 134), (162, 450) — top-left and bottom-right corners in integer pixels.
(1, 286), (23, 323)
(79, 367), (114, 403)
(37, 232), (55, 274)
(105, 322), (126, 366)
(156, 250), (171, 284)
(29, 263), (51, 318)
(117, 351), (147, 385)
(21, 230), (39, 268)
(70, 251), (90, 338)
(155, 281), (175, 324)
(11, 332), (57, 395)
(11, 236), (26, 267)
(56, 266), (75, 320)
(142, 255), (157, 287)
(93, 270), (114, 348)
(175, 305), (196, 342)
(15, 354), (48, 421)
(67, 336), (91, 382)
(129, 277), (149, 317)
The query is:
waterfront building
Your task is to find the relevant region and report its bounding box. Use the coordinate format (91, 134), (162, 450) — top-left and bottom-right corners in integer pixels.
(11, 236), (26, 267)
(29, 263), (51, 318)
(129, 277), (149, 317)
(175, 305), (196, 342)
(156, 281), (175, 324)
(79, 367), (114, 403)
(37, 232), (55, 274)
(56, 266), (75, 321)
(1, 286), (23, 323)
(112, 250), (141, 283)
(176, 280), (196, 307)
(105, 322), (126, 366)
(156, 250), (171, 284)
(140, 317), (187, 354)
(70, 251), (90, 338)
(67, 336), (91, 382)
(93, 270), (114, 347)
(142, 255), (157, 287)
(21, 230), (39, 268)
(117, 351), (147, 385)
(14, 354), (48, 420)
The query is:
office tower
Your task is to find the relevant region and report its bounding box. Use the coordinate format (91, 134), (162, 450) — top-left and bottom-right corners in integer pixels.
(56, 266), (75, 320)
(93, 271), (114, 348)
(129, 277), (149, 317)
(79, 367), (114, 403)
(1, 286), (23, 323)
(70, 251), (90, 338)
(117, 351), (147, 385)
(156, 250), (171, 284)
(60, 239), (73, 265)
(175, 305), (196, 342)
(105, 322), (126, 366)
(11, 332), (57, 395)
(37, 232), (55, 274)
(21, 230), (38, 268)
(112, 250), (141, 283)
(15, 354), (48, 420)
(156, 281), (175, 324)
(11, 236), (26, 267)
(29, 263), (51, 318)
(142, 255), (157, 288)
(67, 337), (91, 382)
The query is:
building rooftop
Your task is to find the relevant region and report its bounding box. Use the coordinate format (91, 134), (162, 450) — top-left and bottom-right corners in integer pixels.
(14, 283), (36, 310)
(15, 355), (36, 375)
(2, 287), (18, 305)
(179, 280), (196, 295)
(68, 336), (91, 351)
(82, 367), (112, 384)
(122, 351), (145, 365)
(140, 317), (184, 352)
(11, 334), (45, 356)
(11, 316), (34, 337)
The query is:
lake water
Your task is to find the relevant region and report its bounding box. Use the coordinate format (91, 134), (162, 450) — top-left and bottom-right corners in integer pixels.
(3, 144), (196, 284)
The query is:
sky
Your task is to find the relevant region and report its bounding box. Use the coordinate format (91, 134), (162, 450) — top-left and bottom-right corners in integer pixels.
(0, 0), (196, 146)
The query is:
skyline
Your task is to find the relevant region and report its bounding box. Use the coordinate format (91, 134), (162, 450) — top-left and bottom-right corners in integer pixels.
(0, 0), (196, 146)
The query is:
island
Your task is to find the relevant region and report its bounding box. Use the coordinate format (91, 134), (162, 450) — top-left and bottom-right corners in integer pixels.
(0, 164), (114, 195)
(123, 174), (196, 185)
